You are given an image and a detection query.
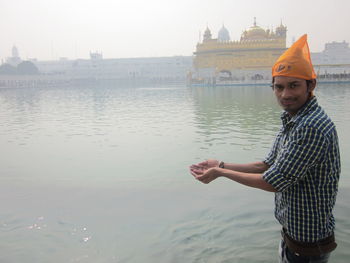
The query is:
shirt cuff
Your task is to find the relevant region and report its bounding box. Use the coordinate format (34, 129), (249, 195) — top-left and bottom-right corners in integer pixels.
(262, 166), (291, 192)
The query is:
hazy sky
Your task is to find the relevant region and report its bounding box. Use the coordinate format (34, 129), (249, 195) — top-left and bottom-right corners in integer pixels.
(1, 0), (350, 61)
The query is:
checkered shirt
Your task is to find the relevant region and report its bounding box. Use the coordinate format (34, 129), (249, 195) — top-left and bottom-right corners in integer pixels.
(263, 96), (340, 243)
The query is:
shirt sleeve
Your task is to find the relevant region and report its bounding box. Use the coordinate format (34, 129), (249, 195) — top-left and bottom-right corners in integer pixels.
(263, 126), (327, 192)
(263, 131), (281, 166)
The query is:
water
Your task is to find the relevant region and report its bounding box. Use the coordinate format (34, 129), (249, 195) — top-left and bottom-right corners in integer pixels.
(0, 84), (349, 263)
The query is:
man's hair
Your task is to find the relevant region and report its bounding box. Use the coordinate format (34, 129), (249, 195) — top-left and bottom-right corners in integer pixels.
(306, 79), (313, 88)
(271, 77), (315, 87)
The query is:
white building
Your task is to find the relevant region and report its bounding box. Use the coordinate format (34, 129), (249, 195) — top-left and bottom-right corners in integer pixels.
(311, 41), (350, 76)
(33, 55), (193, 84)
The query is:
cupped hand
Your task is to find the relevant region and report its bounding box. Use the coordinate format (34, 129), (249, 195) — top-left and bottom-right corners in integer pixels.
(191, 159), (219, 170)
(190, 166), (219, 184)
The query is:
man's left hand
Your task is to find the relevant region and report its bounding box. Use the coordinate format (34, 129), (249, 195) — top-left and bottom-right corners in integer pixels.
(189, 164), (220, 184)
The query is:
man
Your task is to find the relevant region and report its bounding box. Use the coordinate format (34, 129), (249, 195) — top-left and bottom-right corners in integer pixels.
(190, 34), (340, 263)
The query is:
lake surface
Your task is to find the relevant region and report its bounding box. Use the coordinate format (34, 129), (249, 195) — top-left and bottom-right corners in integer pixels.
(0, 83), (349, 263)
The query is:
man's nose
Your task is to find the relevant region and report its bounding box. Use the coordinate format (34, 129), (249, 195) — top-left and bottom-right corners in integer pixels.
(281, 87), (292, 98)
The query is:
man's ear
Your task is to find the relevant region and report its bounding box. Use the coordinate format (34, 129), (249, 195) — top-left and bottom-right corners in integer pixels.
(308, 79), (317, 92)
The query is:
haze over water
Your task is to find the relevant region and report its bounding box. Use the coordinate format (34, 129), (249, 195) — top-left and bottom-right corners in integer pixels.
(0, 84), (349, 262)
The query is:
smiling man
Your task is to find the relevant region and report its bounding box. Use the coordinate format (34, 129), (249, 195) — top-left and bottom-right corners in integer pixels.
(190, 35), (340, 263)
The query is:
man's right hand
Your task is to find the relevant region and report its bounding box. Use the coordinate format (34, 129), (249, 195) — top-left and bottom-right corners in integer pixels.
(190, 159), (220, 171)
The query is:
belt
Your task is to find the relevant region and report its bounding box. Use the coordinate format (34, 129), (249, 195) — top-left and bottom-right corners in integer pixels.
(281, 228), (337, 257)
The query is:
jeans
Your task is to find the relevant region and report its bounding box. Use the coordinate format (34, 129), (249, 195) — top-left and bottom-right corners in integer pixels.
(279, 239), (331, 263)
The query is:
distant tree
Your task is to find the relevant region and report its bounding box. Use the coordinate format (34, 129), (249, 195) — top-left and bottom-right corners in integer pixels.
(0, 63), (17, 75)
(17, 61), (39, 75)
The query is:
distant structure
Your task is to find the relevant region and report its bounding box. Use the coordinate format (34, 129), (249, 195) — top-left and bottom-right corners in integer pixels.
(218, 24), (230, 42)
(312, 41), (350, 65)
(12, 45), (19, 57)
(30, 55), (192, 86)
(311, 41), (350, 80)
(90, 51), (103, 60)
(6, 45), (22, 66)
(192, 18), (287, 82)
(2, 26), (350, 88)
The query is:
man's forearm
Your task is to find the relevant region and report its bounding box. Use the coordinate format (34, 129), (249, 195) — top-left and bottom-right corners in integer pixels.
(216, 167), (276, 192)
(222, 161), (269, 174)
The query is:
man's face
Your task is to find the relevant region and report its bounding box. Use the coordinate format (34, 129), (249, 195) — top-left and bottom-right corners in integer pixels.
(272, 76), (315, 115)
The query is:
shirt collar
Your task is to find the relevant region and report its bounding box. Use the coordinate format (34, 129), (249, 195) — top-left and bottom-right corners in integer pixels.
(281, 96), (318, 127)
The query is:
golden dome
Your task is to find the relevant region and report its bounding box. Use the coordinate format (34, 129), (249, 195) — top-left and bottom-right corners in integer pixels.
(246, 26), (266, 37)
(241, 17), (268, 40)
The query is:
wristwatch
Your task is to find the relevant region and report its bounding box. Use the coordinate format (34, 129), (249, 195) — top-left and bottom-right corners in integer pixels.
(219, 161), (225, 169)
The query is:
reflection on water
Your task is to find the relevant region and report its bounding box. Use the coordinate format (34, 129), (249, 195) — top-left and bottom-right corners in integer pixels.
(0, 84), (349, 262)
(190, 86), (281, 157)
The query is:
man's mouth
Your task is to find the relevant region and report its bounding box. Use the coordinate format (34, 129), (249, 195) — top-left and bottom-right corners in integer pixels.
(281, 99), (295, 106)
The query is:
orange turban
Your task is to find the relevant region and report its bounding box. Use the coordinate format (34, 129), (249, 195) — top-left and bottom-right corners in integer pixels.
(272, 34), (316, 80)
